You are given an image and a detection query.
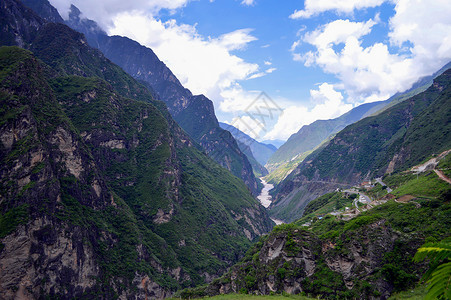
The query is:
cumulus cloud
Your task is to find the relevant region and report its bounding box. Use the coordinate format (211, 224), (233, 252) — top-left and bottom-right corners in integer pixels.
(263, 83), (352, 140)
(109, 12), (261, 103)
(292, 0), (451, 103)
(293, 18), (414, 102)
(220, 86), (264, 113)
(48, 1), (268, 108)
(388, 0), (451, 74)
(290, 0), (386, 19)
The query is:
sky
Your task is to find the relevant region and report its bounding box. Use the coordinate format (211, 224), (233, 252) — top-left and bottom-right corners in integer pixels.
(49, 0), (451, 142)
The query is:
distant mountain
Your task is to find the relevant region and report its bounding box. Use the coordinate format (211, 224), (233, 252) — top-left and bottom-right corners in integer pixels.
(265, 100), (390, 182)
(262, 139), (284, 149)
(219, 122), (277, 173)
(236, 140), (268, 178)
(0, 1), (273, 298)
(265, 62), (451, 184)
(270, 68), (451, 222)
(35, 3), (259, 196)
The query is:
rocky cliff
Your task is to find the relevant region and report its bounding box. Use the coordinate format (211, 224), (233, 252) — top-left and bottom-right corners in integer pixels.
(0, 1), (274, 297)
(47, 3), (260, 196)
(186, 187), (450, 299)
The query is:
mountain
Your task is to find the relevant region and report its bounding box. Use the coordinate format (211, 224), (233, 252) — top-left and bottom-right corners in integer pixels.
(183, 153), (451, 299)
(235, 140), (269, 178)
(265, 63), (451, 184)
(270, 68), (451, 222)
(0, 1), (273, 298)
(262, 140), (284, 149)
(219, 122), (277, 177)
(219, 122), (277, 166)
(28, 2), (260, 196)
(266, 100), (390, 174)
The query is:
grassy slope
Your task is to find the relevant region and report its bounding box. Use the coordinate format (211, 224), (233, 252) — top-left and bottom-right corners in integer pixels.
(183, 160), (450, 299)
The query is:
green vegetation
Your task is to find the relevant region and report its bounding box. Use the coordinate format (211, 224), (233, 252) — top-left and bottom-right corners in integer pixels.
(0, 204), (28, 238)
(391, 170), (450, 198)
(294, 192), (353, 225)
(437, 151), (451, 177)
(49, 74), (265, 287)
(188, 163), (450, 299)
(271, 69), (451, 222)
(0, 43), (271, 298)
(388, 285), (427, 300)
(413, 238), (451, 300)
(265, 151), (312, 185)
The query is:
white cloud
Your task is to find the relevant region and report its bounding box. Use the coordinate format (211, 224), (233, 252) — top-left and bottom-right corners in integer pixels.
(289, 0), (386, 19)
(219, 86), (262, 112)
(241, 0), (256, 6)
(388, 0), (451, 74)
(293, 3), (451, 103)
(49, 0), (190, 27)
(218, 29), (258, 51)
(266, 67), (277, 74)
(264, 61), (272, 65)
(264, 83), (352, 140)
(248, 67), (277, 79)
(303, 19), (376, 50)
(109, 12), (261, 103)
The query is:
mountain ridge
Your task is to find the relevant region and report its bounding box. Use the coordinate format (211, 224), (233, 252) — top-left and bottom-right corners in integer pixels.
(270, 68), (451, 222)
(39, 2), (261, 196)
(0, 1), (274, 297)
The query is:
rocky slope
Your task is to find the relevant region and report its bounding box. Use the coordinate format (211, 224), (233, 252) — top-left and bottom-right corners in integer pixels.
(185, 175), (450, 299)
(32, 2), (260, 196)
(269, 68), (451, 222)
(0, 1), (274, 297)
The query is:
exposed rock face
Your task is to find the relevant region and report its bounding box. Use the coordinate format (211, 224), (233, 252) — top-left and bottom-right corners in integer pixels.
(202, 220), (423, 300)
(0, 0), (45, 47)
(0, 47), (142, 298)
(0, 2), (274, 297)
(0, 221), (101, 298)
(58, 5), (260, 196)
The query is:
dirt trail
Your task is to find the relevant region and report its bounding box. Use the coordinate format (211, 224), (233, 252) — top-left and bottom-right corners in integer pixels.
(434, 169), (451, 184)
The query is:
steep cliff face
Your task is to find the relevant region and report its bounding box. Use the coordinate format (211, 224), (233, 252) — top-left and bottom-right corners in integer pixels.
(53, 4), (260, 196)
(0, 1), (274, 296)
(270, 69), (451, 222)
(0, 0), (45, 47)
(0, 46), (142, 298)
(0, 44), (272, 299)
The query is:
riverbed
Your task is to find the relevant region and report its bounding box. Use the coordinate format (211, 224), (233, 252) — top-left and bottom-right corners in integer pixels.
(257, 178), (284, 225)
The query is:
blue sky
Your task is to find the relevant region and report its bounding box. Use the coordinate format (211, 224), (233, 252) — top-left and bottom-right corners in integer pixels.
(50, 0), (451, 142)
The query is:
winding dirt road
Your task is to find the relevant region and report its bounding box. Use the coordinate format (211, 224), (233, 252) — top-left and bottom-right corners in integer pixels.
(434, 169), (451, 184)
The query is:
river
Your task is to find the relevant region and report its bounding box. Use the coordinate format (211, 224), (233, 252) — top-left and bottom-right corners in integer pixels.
(257, 178), (284, 225)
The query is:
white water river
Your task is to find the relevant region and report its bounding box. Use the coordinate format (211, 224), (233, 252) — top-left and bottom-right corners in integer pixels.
(257, 178), (284, 225)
